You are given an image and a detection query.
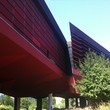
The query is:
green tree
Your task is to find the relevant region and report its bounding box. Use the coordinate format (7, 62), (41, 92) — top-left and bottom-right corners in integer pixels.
(4, 96), (10, 106)
(69, 98), (75, 107)
(4, 95), (13, 106)
(76, 51), (110, 107)
(42, 97), (48, 109)
(20, 97), (31, 110)
(52, 97), (56, 108)
(29, 98), (36, 110)
(42, 97), (56, 109)
(0, 94), (5, 105)
(59, 98), (65, 108)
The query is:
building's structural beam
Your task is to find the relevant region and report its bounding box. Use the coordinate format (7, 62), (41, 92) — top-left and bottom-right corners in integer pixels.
(75, 97), (78, 107)
(48, 93), (52, 110)
(14, 97), (20, 110)
(80, 97), (86, 108)
(36, 98), (42, 110)
(65, 98), (69, 109)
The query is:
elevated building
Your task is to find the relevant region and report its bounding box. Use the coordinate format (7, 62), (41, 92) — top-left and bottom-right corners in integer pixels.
(1, 0), (110, 109)
(0, 0), (73, 109)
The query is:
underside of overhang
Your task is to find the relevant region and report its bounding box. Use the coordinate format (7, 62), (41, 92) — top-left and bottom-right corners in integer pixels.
(54, 76), (79, 98)
(0, 18), (63, 97)
(0, 18), (77, 98)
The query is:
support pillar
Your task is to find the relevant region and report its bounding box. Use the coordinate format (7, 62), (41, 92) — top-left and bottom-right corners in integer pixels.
(14, 97), (20, 110)
(65, 98), (69, 109)
(48, 93), (52, 110)
(36, 98), (42, 110)
(80, 97), (86, 108)
(75, 98), (78, 108)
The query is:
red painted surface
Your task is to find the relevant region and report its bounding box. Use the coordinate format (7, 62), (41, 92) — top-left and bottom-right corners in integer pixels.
(72, 69), (81, 80)
(0, 0), (67, 73)
(0, 18), (63, 97)
(0, 0), (75, 98)
(0, 18), (76, 97)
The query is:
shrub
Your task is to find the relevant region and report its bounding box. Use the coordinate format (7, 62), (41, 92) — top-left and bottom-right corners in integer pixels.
(0, 105), (13, 110)
(0, 105), (9, 110)
(75, 51), (110, 107)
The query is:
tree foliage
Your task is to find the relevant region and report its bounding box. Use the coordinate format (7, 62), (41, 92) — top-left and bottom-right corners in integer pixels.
(0, 95), (13, 106)
(42, 97), (48, 109)
(76, 51), (110, 106)
(42, 97), (56, 109)
(69, 98), (75, 107)
(4, 95), (13, 106)
(20, 97), (31, 110)
(0, 95), (5, 105)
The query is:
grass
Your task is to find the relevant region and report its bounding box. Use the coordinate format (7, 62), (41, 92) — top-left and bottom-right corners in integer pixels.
(95, 102), (110, 110)
(53, 102), (110, 110)
(0, 102), (110, 110)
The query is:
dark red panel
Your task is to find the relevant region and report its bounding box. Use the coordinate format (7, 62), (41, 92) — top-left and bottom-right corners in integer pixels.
(0, 0), (68, 73)
(0, 0), (73, 98)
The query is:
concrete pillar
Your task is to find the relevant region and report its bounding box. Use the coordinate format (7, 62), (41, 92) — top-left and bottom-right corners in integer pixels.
(80, 97), (86, 108)
(48, 93), (52, 110)
(36, 98), (42, 110)
(14, 97), (20, 110)
(86, 100), (89, 106)
(75, 97), (78, 108)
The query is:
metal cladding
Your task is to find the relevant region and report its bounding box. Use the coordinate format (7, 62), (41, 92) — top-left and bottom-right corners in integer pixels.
(70, 22), (110, 66)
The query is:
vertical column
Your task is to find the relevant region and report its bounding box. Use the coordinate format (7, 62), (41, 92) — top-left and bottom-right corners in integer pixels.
(80, 97), (86, 108)
(65, 98), (69, 109)
(48, 93), (52, 110)
(75, 97), (78, 108)
(36, 98), (42, 110)
(14, 97), (20, 110)
(86, 100), (89, 106)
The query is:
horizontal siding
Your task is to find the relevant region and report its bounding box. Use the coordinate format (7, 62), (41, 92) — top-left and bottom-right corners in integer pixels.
(72, 33), (104, 66)
(0, 0), (66, 73)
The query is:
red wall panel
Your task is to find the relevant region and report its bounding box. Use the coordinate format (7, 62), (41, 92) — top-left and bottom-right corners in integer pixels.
(0, 0), (66, 73)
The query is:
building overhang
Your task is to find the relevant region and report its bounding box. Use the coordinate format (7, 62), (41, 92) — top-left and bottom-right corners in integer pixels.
(70, 22), (110, 58)
(0, 17), (68, 97)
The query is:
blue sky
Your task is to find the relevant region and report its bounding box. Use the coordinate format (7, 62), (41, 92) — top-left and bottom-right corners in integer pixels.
(45, 0), (110, 51)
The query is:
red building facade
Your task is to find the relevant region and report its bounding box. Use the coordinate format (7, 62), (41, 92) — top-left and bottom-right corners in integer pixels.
(0, 0), (72, 99)
(0, 0), (71, 74)
(2, 0), (110, 109)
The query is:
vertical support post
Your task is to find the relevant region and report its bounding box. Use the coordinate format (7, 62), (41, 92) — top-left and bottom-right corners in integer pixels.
(80, 97), (86, 108)
(65, 98), (69, 109)
(14, 97), (20, 110)
(86, 100), (89, 106)
(48, 93), (52, 110)
(75, 97), (78, 108)
(36, 98), (42, 110)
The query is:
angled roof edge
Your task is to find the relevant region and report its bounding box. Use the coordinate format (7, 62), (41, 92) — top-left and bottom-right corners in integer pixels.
(33, 0), (67, 46)
(33, 0), (72, 75)
(70, 22), (110, 58)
